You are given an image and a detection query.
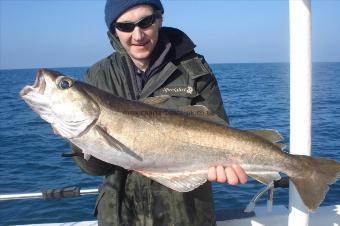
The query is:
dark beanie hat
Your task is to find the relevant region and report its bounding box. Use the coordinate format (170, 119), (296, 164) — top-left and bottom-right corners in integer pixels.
(105, 0), (164, 30)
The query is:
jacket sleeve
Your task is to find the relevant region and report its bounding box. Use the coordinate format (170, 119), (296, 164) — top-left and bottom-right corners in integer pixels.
(192, 57), (229, 125)
(70, 65), (126, 176)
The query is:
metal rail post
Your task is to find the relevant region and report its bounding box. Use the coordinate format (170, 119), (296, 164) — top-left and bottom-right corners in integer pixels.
(288, 0), (312, 225)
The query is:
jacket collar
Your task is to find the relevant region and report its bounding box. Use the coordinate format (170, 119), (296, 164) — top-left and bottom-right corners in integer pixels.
(159, 27), (196, 62)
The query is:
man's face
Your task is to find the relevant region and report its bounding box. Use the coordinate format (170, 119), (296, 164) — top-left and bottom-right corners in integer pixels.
(114, 5), (162, 64)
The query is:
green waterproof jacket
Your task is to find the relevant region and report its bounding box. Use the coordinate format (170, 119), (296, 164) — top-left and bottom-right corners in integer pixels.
(71, 27), (228, 226)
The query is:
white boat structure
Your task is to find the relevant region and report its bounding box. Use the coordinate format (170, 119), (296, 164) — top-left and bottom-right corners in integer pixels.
(1, 0), (339, 225)
(3, 182), (339, 226)
(8, 205), (339, 226)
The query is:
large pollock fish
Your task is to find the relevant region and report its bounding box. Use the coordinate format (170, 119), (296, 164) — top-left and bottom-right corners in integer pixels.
(20, 69), (340, 211)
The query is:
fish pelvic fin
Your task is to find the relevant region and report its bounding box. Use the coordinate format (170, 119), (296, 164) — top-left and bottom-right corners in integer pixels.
(290, 155), (340, 211)
(136, 170), (207, 192)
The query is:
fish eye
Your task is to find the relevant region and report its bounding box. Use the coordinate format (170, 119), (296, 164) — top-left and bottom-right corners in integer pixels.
(57, 77), (73, 90)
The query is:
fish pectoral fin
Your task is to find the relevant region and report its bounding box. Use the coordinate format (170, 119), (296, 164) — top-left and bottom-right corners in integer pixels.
(179, 105), (227, 126)
(140, 95), (171, 106)
(137, 170), (207, 192)
(248, 172), (281, 185)
(95, 125), (143, 161)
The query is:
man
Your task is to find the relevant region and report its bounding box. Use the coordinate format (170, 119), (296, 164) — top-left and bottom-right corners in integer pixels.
(72, 1), (247, 225)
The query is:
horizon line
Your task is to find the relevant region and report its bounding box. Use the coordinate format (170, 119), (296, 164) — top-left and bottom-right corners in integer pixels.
(1, 61), (340, 71)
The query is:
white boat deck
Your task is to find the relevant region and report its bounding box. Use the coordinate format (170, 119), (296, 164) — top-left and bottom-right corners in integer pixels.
(217, 205), (340, 226)
(16, 205), (340, 226)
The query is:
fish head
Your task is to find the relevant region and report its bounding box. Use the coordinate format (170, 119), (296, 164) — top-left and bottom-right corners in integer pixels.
(20, 69), (100, 139)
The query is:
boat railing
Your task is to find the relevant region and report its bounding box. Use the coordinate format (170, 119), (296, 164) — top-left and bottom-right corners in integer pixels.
(0, 187), (98, 201)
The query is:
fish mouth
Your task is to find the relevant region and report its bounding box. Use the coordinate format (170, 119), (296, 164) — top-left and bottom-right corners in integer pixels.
(19, 68), (53, 125)
(20, 69), (46, 97)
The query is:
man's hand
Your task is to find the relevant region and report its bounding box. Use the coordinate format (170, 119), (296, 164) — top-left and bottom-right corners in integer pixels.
(208, 165), (247, 185)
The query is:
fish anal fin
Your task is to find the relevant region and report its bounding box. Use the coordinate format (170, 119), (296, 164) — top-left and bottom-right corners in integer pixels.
(136, 170), (207, 192)
(248, 172), (281, 185)
(95, 125), (143, 161)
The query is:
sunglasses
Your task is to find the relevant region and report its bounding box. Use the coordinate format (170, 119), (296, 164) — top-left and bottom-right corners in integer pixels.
(113, 14), (159, 33)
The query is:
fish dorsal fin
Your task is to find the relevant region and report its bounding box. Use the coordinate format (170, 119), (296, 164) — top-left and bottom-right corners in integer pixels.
(95, 125), (143, 161)
(179, 105), (227, 126)
(247, 129), (284, 144)
(140, 95), (170, 106)
(248, 172), (281, 185)
(274, 143), (287, 150)
(136, 170), (207, 192)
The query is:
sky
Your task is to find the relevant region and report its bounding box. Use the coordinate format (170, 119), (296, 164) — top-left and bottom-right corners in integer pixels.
(0, 0), (339, 69)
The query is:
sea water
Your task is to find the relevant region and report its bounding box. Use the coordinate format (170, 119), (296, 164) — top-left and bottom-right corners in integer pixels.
(0, 63), (339, 224)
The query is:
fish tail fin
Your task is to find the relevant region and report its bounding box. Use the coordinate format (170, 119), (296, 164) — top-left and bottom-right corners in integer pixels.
(290, 155), (340, 211)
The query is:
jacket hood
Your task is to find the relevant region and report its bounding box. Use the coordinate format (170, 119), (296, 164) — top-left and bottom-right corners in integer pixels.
(107, 31), (126, 53)
(107, 27), (196, 61)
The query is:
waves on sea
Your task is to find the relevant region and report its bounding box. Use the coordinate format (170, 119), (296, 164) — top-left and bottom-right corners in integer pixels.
(0, 63), (339, 224)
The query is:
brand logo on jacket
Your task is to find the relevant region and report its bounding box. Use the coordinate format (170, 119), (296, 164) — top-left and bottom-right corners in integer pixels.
(161, 86), (194, 95)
